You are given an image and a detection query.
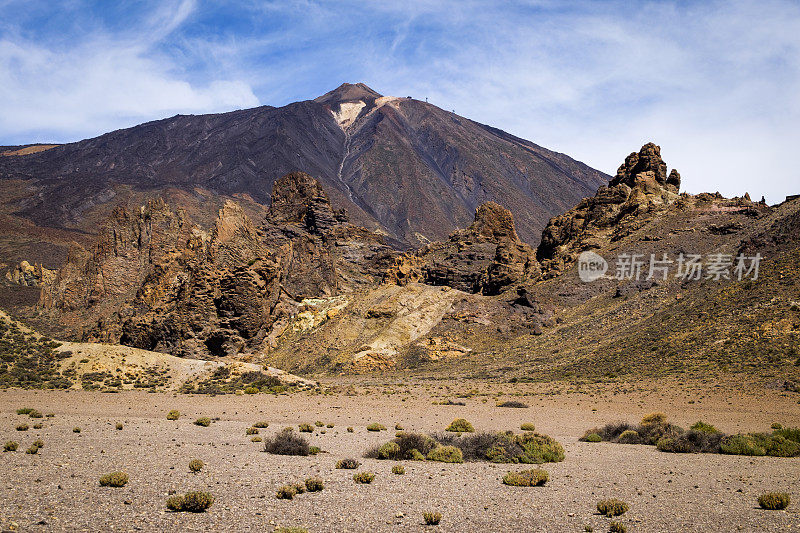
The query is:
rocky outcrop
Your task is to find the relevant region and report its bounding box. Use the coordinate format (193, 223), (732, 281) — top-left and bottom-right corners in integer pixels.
(407, 201), (539, 295)
(537, 143), (683, 274)
(5, 261), (55, 287)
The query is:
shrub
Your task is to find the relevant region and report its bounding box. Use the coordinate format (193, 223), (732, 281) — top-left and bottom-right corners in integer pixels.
(315, 421), (324, 427)
(291, 482), (306, 494)
(32, 439), (43, 448)
(305, 477), (324, 492)
(378, 441), (401, 459)
(773, 427), (800, 443)
(585, 433), (602, 443)
(771, 422), (783, 430)
(16, 424), (28, 431)
(73, 427), (81, 433)
(690, 421), (719, 434)
(4, 441), (18, 452)
(395, 424), (404, 430)
(251, 436), (262, 442)
(353, 472), (375, 484)
(16, 408), (34, 415)
(298, 423), (314, 432)
(446, 418), (475, 433)
(597, 499), (628, 517)
(46, 413), (55, 418)
(367, 423), (386, 432)
(758, 492), (790, 510)
(656, 430), (724, 454)
(309, 446), (321, 455)
(365, 432), (438, 460)
(28, 410), (42, 418)
(423, 512), (442, 525)
(166, 496), (184, 510)
(617, 430), (640, 444)
(409, 449), (426, 461)
(609, 522), (627, 533)
(427, 445), (463, 463)
(641, 412), (666, 426)
(99, 472), (129, 487)
(115, 422), (123, 430)
(178, 491), (214, 512)
(166, 410), (180, 420)
(347, 427), (354, 433)
(189, 459), (204, 473)
(32, 424), (43, 429)
(194, 417), (211, 427)
(25, 444), (39, 454)
(276, 485), (297, 499)
(327, 423), (334, 428)
(392, 465), (405, 475)
(244, 386), (259, 394)
(502, 468), (549, 487)
(246, 427), (259, 435)
(520, 423), (536, 431)
(252, 421), (269, 428)
(264, 428), (310, 456)
(510, 432), (565, 463)
(336, 458), (360, 469)
(497, 401), (529, 408)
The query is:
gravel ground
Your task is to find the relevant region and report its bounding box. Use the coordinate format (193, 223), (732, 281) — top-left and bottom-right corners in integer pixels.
(1, 382), (799, 532)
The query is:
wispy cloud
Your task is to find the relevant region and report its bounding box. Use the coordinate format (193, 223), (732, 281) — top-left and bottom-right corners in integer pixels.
(0, 0), (797, 202)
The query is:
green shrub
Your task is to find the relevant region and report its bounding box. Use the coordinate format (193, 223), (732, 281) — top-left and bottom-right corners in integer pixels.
(502, 468), (549, 487)
(252, 421), (269, 428)
(194, 417), (211, 427)
(298, 423), (314, 433)
(690, 421), (719, 434)
(264, 427), (310, 456)
(16, 424), (28, 431)
(32, 439), (43, 448)
(305, 477), (324, 492)
(115, 422), (123, 430)
(99, 472), (129, 487)
(46, 413), (55, 418)
(773, 427), (800, 443)
(758, 492), (790, 510)
(246, 427), (259, 435)
(514, 432), (565, 463)
(251, 436), (262, 442)
(446, 418), (475, 433)
(336, 458), (360, 469)
(520, 423), (536, 431)
(378, 442), (401, 459)
(617, 430), (640, 444)
(291, 482), (306, 494)
(315, 421), (324, 427)
(641, 412), (666, 426)
(353, 472), (375, 484)
(609, 522), (627, 533)
(276, 485), (297, 499)
(367, 423), (386, 432)
(28, 410), (43, 419)
(244, 386), (259, 394)
(347, 427), (354, 433)
(427, 445), (463, 463)
(73, 427), (81, 433)
(409, 449), (426, 461)
(309, 446), (321, 455)
(25, 444), (39, 454)
(174, 491), (214, 512)
(771, 422), (783, 430)
(32, 423), (42, 429)
(423, 511), (442, 525)
(395, 424), (403, 430)
(166, 410), (180, 420)
(392, 465), (405, 475)
(656, 430), (724, 454)
(597, 499), (629, 517)
(189, 459), (204, 473)
(16, 408), (34, 415)
(585, 433), (602, 443)
(4, 441), (18, 452)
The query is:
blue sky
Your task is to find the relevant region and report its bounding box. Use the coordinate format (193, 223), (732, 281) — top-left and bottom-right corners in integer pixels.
(1, 0), (799, 203)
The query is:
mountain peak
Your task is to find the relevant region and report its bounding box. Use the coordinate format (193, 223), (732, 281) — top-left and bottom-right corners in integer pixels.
(314, 82), (383, 105)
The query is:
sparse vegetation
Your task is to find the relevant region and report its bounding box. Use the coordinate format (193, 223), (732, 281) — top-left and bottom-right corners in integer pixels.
(347, 427), (354, 433)
(251, 436), (262, 442)
(264, 427), (310, 456)
(25, 444), (39, 454)
(597, 499), (629, 517)
(4, 441), (18, 452)
(309, 446), (321, 455)
(445, 418), (474, 433)
(585, 433), (602, 443)
(276, 485), (297, 500)
(423, 511), (442, 525)
(73, 427), (81, 433)
(28, 409), (42, 418)
(194, 417), (211, 427)
(246, 427), (259, 435)
(298, 423), (314, 432)
(758, 492), (790, 510)
(336, 458), (360, 469)
(166, 410), (180, 420)
(690, 421), (719, 434)
(497, 401), (529, 408)
(99, 472), (129, 487)
(189, 459), (204, 473)
(252, 421), (269, 428)
(353, 472), (375, 484)
(392, 465), (405, 475)
(367, 423), (386, 431)
(502, 468), (548, 487)
(520, 423), (536, 431)
(16, 423), (28, 431)
(365, 432), (438, 460)
(0, 318), (72, 389)
(609, 522), (627, 533)
(115, 423), (123, 430)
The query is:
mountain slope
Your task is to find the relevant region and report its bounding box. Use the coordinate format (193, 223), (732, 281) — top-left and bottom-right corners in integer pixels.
(0, 83), (607, 260)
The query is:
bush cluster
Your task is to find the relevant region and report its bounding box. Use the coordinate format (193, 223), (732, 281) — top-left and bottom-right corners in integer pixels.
(99, 472), (129, 487)
(445, 418), (474, 433)
(423, 512), (442, 525)
(353, 472), (375, 484)
(167, 491), (214, 512)
(166, 410), (180, 420)
(758, 492), (790, 510)
(336, 458), (360, 469)
(502, 468), (549, 487)
(189, 459), (204, 473)
(264, 428), (310, 456)
(597, 499), (628, 517)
